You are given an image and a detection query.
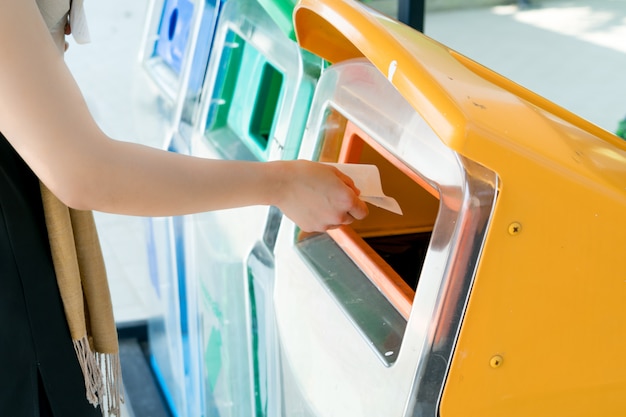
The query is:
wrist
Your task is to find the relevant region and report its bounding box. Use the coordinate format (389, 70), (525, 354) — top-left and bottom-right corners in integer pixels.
(264, 160), (291, 208)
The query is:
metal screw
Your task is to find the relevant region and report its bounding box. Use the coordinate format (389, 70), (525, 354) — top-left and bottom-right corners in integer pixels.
(490, 355), (503, 368)
(508, 222), (522, 235)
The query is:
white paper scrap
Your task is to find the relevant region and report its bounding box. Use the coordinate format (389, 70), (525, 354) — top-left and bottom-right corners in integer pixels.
(327, 163), (403, 215)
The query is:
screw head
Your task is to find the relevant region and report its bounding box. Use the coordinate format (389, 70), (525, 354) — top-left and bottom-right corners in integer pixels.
(490, 355), (503, 368)
(508, 222), (522, 235)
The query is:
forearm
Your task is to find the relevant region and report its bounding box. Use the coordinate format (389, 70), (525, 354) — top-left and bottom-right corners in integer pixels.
(68, 139), (283, 216)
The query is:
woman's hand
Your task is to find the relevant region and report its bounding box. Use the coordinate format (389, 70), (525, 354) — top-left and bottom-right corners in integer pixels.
(271, 160), (369, 233)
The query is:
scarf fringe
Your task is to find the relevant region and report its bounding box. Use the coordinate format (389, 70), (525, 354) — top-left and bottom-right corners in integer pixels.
(73, 336), (124, 416)
(98, 351), (123, 417)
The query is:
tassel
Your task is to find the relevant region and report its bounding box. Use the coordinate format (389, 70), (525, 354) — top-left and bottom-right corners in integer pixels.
(73, 336), (104, 407)
(97, 352), (124, 417)
(73, 336), (124, 416)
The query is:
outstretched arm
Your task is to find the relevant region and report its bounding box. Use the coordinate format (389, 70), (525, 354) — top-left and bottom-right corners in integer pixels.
(0, 0), (367, 232)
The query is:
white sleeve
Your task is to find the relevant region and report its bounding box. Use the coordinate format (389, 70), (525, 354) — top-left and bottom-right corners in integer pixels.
(69, 0), (90, 44)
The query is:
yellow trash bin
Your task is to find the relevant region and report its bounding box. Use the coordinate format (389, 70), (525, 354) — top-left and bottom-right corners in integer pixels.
(270, 0), (626, 416)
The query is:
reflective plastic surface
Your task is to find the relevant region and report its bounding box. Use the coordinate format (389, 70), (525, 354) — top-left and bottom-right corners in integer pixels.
(183, 0), (324, 414)
(273, 59), (496, 417)
(245, 206), (284, 417)
(146, 216), (190, 417)
(190, 0), (322, 162)
(135, 0), (223, 149)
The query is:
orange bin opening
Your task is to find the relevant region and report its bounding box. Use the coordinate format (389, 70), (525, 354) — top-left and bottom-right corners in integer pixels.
(321, 119), (441, 318)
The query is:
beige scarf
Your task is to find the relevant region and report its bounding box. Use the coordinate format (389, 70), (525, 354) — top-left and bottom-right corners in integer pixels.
(35, 2), (122, 412)
(40, 184), (124, 416)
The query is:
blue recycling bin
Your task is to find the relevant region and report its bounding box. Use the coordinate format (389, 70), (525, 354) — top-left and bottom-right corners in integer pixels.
(152, 0), (226, 124)
(135, 0), (224, 148)
(145, 151), (194, 417)
(142, 0), (217, 99)
(154, 0), (195, 77)
(141, 1), (228, 417)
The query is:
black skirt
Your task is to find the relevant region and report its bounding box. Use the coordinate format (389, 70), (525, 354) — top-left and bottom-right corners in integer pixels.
(0, 132), (101, 417)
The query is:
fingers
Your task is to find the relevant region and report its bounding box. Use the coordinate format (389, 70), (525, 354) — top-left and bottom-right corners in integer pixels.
(301, 208), (361, 233)
(277, 160), (370, 233)
(320, 201), (369, 232)
(323, 164), (367, 216)
(334, 168), (369, 221)
(348, 199), (368, 220)
(331, 166), (360, 196)
(317, 164), (369, 230)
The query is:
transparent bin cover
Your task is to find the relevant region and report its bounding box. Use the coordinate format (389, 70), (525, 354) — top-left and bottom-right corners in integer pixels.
(244, 207), (283, 417)
(184, 209), (261, 417)
(190, 0), (322, 162)
(146, 216), (189, 417)
(272, 59), (496, 417)
(182, 0), (325, 414)
(134, 0), (224, 149)
(153, 0), (195, 76)
(293, 1), (626, 414)
(140, 3), (225, 410)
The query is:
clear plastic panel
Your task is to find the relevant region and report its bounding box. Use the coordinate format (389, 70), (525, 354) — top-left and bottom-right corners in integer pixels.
(183, 114), (287, 417)
(136, 2), (225, 417)
(184, 207), (262, 417)
(185, 129), (270, 415)
(189, 0), (322, 162)
(154, 0), (195, 75)
(273, 59), (497, 417)
(183, 1), (324, 415)
(135, 0), (222, 149)
(146, 130), (204, 417)
(146, 216), (188, 417)
(244, 206), (284, 417)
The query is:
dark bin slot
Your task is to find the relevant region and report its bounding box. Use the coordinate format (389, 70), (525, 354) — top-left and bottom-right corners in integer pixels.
(154, 0), (195, 75)
(204, 31), (285, 161)
(206, 31), (245, 133)
(168, 8), (179, 41)
(250, 64), (284, 150)
(310, 117), (441, 319)
(364, 231), (431, 292)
